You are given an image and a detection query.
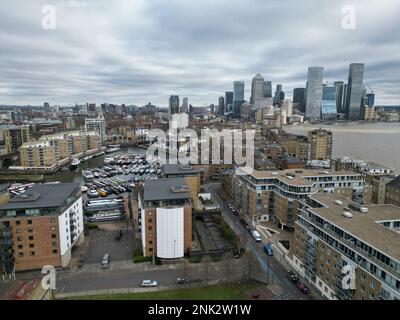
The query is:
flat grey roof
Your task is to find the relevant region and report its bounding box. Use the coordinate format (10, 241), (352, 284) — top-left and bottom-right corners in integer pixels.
(0, 184), (8, 194)
(0, 183), (79, 210)
(309, 194), (400, 261)
(144, 178), (190, 201)
(162, 164), (204, 175)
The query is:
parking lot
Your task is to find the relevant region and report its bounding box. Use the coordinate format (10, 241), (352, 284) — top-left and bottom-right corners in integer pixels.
(83, 228), (135, 264)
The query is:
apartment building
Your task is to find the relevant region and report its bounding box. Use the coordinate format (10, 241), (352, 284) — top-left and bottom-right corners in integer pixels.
(229, 167), (371, 231)
(19, 130), (100, 169)
(0, 185), (9, 207)
(138, 178), (192, 259)
(308, 128), (333, 161)
(292, 193), (400, 300)
(0, 183), (84, 273)
(372, 176), (396, 204)
(162, 164), (204, 196)
(385, 176), (400, 207)
(2, 126), (30, 154)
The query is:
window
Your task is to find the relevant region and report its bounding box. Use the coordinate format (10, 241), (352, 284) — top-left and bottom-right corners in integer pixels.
(52, 249), (58, 254)
(16, 221), (21, 225)
(52, 242), (57, 247)
(50, 218), (55, 223)
(16, 228), (22, 233)
(51, 234), (57, 239)
(28, 227), (33, 233)
(28, 236), (34, 241)
(18, 252), (24, 257)
(30, 251), (35, 256)
(17, 245), (23, 249)
(51, 226), (56, 231)
(17, 236), (23, 241)
(29, 244), (34, 249)
(28, 220), (33, 225)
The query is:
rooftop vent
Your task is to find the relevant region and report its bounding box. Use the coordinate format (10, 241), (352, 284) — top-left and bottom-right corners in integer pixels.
(342, 211), (353, 218)
(180, 165), (193, 170)
(171, 185), (190, 193)
(334, 200), (344, 206)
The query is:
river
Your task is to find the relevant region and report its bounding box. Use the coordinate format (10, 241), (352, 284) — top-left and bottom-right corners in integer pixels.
(284, 122), (400, 173)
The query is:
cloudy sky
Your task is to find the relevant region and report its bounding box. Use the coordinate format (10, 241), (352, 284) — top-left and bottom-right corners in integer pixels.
(0, 0), (399, 107)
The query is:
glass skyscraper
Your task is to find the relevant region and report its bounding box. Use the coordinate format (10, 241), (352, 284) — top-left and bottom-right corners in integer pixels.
(264, 81), (272, 98)
(293, 87), (306, 112)
(322, 86), (337, 120)
(334, 81), (344, 113)
(225, 91), (233, 114)
(169, 95), (180, 117)
(233, 81), (245, 116)
(305, 66), (324, 120)
(346, 63), (365, 121)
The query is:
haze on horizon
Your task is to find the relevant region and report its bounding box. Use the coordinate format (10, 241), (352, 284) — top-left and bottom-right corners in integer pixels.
(0, 0), (399, 107)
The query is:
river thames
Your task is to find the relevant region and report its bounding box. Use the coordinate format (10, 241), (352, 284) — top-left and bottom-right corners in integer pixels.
(284, 122), (400, 173)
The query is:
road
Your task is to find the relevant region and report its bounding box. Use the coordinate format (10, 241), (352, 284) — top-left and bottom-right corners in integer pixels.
(207, 182), (320, 300)
(55, 259), (246, 294)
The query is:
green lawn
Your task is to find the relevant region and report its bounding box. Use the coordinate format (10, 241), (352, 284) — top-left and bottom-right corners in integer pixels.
(64, 281), (261, 300)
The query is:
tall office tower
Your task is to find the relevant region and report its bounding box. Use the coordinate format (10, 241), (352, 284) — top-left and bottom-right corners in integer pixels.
(44, 102), (50, 116)
(281, 100), (293, 118)
(346, 63), (365, 120)
(342, 84), (348, 113)
(273, 84), (285, 105)
(361, 86), (368, 106)
(218, 96), (225, 115)
(85, 114), (106, 142)
(233, 81), (245, 116)
(367, 93), (375, 107)
(305, 66), (324, 120)
(251, 73), (265, 104)
(322, 86), (337, 120)
(334, 81), (344, 113)
(225, 91), (233, 114)
(169, 95), (180, 118)
(182, 97), (188, 113)
(264, 81), (272, 98)
(292, 88), (306, 112)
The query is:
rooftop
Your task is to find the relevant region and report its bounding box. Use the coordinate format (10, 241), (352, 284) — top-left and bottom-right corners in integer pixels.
(308, 193), (400, 261)
(162, 164), (204, 176)
(143, 178), (191, 202)
(386, 176), (400, 189)
(0, 184), (9, 194)
(0, 183), (79, 210)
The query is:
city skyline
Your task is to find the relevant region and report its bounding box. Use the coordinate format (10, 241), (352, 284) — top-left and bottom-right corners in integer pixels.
(0, 0), (399, 106)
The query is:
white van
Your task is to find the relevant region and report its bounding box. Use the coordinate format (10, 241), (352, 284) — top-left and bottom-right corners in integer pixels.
(252, 230), (262, 242)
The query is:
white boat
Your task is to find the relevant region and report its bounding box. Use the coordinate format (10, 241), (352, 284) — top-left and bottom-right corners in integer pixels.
(81, 186), (88, 192)
(70, 157), (81, 169)
(104, 157), (114, 164)
(82, 170), (94, 180)
(106, 144), (121, 153)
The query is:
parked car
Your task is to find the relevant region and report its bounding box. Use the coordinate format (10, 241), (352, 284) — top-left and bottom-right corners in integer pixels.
(101, 253), (110, 268)
(296, 282), (310, 294)
(176, 277), (188, 284)
(263, 243), (273, 256)
(287, 271), (299, 283)
(141, 280), (158, 287)
(232, 209), (239, 216)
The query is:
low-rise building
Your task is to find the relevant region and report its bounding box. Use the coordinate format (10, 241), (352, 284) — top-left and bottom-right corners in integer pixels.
(138, 178), (192, 259)
(386, 176), (400, 207)
(231, 167), (371, 231)
(0, 183), (84, 273)
(292, 193), (400, 300)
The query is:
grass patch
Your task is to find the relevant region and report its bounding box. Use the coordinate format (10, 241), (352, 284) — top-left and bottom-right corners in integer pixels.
(188, 256), (202, 263)
(133, 255), (152, 263)
(63, 281), (260, 300)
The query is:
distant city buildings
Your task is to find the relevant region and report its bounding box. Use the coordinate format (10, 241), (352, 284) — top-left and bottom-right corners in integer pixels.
(273, 84), (285, 106)
(218, 96), (225, 115)
(322, 85), (337, 120)
(233, 81), (245, 116)
(292, 88), (306, 113)
(334, 81), (344, 113)
(85, 114), (106, 142)
(346, 63), (365, 121)
(305, 66), (324, 120)
(225, 91), (233, 114)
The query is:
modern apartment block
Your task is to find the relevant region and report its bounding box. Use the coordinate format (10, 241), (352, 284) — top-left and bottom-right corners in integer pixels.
(307, 129), (333, 161)
(85, 114), (106, 142)
(0, 183), (84, 273)
(2, 126), (30, 154)
(19, 130), (100, 169)
(385, 176), (400, 207)
(292, 193), (400, 300)
(229, 167), (371, 231)
(138, 178), (192, 259)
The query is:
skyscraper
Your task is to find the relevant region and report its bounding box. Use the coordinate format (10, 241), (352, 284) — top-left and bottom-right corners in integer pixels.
(251, 73), (265, 104)
(322, 85), (337, 120)
(218, 96), (225, 115)
(292, 88), (306, 112)
(225, 91), (233, 114)
(346, 63), (365, 121)
(263, 81), (272, 98)
(233, 81), (245, 116)
(169, 95), (180, 117)
(342, 84), (348, 113)
(333, 81), (344, 113)
(366, 93), (375, 107)
(273, 84), (285, 105)
(182, 97), (188, 113)
(305, 66), (324, 120)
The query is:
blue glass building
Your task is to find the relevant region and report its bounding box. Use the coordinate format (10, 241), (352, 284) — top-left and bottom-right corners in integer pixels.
(322, 86), (337, 120)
